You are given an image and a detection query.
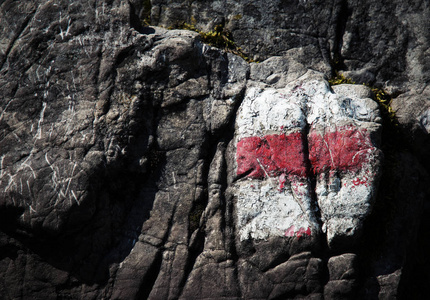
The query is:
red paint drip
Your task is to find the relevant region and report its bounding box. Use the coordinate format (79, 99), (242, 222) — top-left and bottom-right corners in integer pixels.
(278, 173), (287, 191)
(309, 126), (374, 174)
(236, 132), (307, 179)
(285, 226), (311, 238)
(352, 176), (369, 187)
(285, 225), (296, 237)
(296, 227), (311, 238)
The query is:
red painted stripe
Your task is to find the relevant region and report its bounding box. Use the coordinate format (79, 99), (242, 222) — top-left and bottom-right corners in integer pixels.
(236, 132), (308, 179)
(236, 126), (375, 178)
(309, 126), (374, 174)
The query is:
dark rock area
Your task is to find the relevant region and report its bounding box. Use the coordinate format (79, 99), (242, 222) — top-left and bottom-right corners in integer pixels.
(0, 0), (429, 299)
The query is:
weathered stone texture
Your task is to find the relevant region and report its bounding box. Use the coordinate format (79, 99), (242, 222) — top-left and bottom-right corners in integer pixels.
(1, 0), (430, 299)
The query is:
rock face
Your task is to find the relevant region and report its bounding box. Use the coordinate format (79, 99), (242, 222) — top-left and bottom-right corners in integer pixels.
(1, 0), (429, 299)
(147, 0), (430, 93)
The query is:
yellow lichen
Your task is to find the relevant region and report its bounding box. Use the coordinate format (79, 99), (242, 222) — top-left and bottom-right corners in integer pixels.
(177, 22), (256, 62)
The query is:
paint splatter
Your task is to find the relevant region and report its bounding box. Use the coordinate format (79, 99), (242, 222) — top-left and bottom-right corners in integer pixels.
(285, 226), (311, 238)
(352, 176), (369, 186)
(278, 173), (287, 191)
(296, 227), (312, 238)
(285, 225), (296, 237)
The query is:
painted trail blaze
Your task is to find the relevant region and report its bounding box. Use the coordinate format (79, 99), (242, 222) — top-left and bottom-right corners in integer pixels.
(309, 126), (375, 174)
(236, 132), (307, 178)
(237, 126), (374, 178)
(235, 126), (376, 240)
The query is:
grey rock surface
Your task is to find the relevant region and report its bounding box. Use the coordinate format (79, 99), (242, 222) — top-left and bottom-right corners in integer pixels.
(148, 0), (430, 94)
(0, 0), (429, 299)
